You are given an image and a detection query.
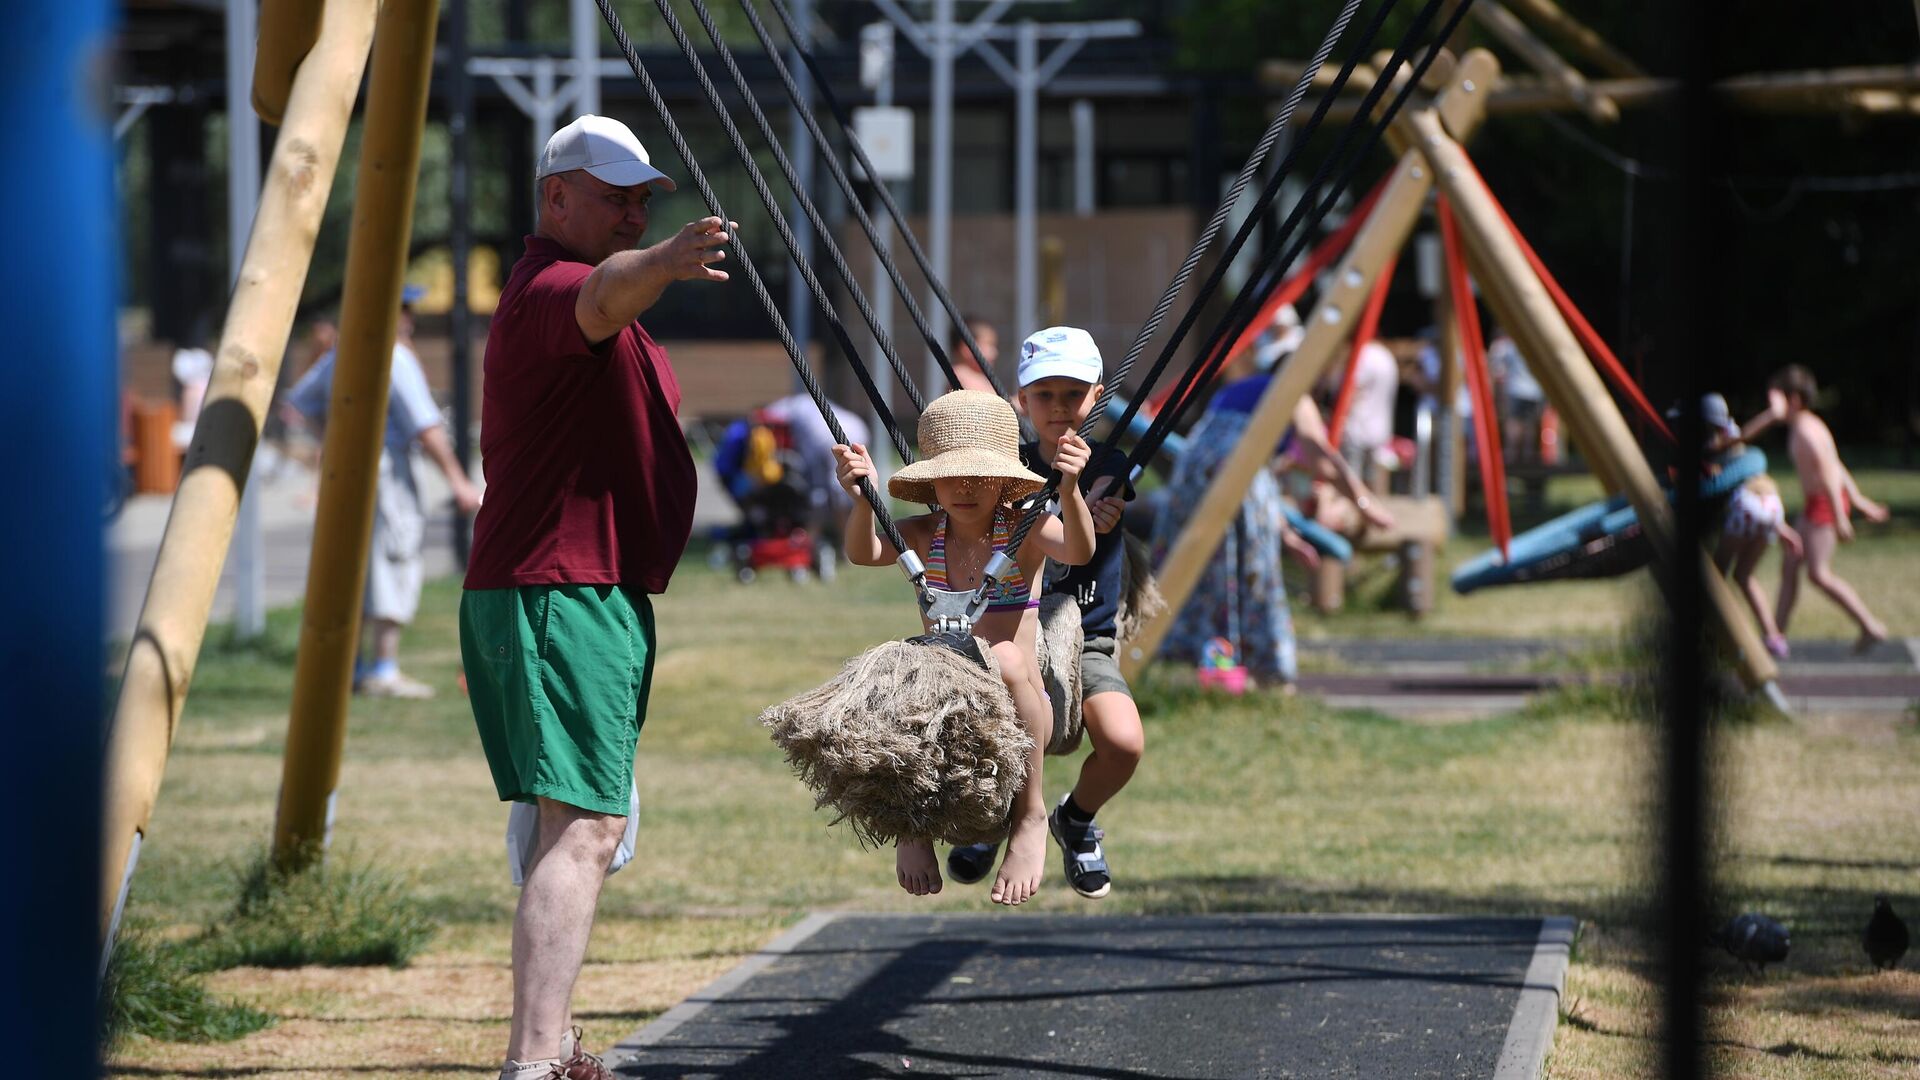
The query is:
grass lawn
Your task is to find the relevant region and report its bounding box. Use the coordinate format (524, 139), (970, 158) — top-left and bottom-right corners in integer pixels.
(103, 469), (1920, 1079)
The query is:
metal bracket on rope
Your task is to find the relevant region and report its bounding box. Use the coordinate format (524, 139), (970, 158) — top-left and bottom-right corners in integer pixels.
(896, 548), (1016, 640)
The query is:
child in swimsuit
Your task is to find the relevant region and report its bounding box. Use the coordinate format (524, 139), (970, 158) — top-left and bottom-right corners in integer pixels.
(1738, 365), (1890, 652)
(834, 390), (1095, 905)
(1716, 461), (1803, 660)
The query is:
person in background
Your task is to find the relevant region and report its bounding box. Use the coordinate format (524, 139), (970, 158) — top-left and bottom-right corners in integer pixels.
(951, 313), (1001, 395)
(1739, 365), (1891, 652)
(1487, 328), (1544, 465)
(1340, 337), (1400, 490)
(287, 284), (483, 698)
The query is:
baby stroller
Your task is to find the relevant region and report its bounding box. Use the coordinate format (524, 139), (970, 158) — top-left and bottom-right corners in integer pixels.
(711, 410), (837, 583)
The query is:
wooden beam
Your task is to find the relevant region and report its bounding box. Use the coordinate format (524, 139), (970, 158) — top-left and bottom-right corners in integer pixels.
(1271, 64), (1920, 119)
(1502, 0), (1645, 79)
(102, 0), (378, 945)
(274, 0), (443, 869)
(1403, 108), (1778, 692)
(1469, 0), (1618, 123)
(1121, 51), (1501, 682)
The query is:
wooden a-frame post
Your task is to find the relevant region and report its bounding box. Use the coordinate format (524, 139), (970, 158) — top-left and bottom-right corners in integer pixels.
(1405, 109), (1778, 693)
(1122, 44), (1779, 699)
(100, 0), (379, 950)
(274, 0), (444, 868)
(1120, 50), (1501, 681)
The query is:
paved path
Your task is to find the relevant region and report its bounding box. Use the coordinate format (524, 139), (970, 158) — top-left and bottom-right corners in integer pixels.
(1296, 637), (1920, 717)
(611, 913), (1574, 1079)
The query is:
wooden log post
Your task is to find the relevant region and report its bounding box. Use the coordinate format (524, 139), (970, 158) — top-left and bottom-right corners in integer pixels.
(1502, 0), (1646, 79)
(1120, 51), (1500, 681)
(99, 0), (378, 947)
(1469, 0), (1618, 124)
(274, 0), (444, 868)
(1403, 109), (1778, 692)
(252, 0), (325, 126)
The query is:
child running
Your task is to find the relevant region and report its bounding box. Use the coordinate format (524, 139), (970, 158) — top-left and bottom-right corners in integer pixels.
(946, 327), (1144, 899)
(834, 390), (1096, 905)
(1694, 393), (1804, 659)
(1739, 365), (1891, 651)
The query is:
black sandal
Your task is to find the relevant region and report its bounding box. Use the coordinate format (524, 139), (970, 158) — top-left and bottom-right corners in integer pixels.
(946, 842), (1000, 885)
(1048, 803), (1112, 899)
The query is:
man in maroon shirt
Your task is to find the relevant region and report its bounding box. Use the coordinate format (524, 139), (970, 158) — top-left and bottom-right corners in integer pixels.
(460, 114), (734, 1080)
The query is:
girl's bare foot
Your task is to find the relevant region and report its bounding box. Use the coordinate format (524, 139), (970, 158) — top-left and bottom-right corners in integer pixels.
(991, 813), (1048, 906)
(897, 839), (942, 896)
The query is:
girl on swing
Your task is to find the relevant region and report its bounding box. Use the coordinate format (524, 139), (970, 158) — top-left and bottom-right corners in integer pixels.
(833, 390), (1095, 905)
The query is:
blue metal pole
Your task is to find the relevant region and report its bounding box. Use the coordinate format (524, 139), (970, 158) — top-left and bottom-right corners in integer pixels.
(0, 0), (114, 1067)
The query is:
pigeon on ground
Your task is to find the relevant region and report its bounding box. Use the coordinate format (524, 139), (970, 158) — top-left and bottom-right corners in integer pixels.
(1713, 912), (1791, 974)
(1864, 897), (1909, 971)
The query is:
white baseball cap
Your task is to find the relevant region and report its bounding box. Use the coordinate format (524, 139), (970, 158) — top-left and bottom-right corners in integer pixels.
(537, 114), (676, 191)
(1017, 326), (1104, 387)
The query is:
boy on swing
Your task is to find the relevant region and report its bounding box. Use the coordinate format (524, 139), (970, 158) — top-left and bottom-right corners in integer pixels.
(949, 328), (1144, 899)
(834, 390), (1096, 905)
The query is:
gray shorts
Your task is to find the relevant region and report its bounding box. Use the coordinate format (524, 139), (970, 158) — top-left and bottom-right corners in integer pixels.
(364, 455), (426, 624)
(1081, 635), (1133, 701)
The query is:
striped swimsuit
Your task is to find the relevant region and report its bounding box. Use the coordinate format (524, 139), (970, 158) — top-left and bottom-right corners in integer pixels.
(926, 505), (1038, 612)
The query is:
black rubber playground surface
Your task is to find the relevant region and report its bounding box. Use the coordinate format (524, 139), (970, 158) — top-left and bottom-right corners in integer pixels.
(610, 912), (1573, 1079)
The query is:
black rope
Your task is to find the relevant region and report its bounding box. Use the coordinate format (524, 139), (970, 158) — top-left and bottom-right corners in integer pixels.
(1130, 0), (1460, 467)
(635, 0), (918, 469)
(1131, 0), (1473, 470)
(1091, 0), (1380, 456)
(763, 0), (1006, 398)
(737, 0), (976, 400)
(997, 0), (1397, 563)
(590, 0), (911, 557)
(676, 0), (933, 422)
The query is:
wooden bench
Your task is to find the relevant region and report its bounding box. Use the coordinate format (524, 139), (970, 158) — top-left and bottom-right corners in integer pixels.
(1310, 495), (1451, 616)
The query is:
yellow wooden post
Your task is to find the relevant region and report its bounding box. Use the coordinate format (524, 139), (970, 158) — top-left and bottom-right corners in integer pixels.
(274, 0), (445, 868)
(1121, 52), (1500, 680)
(100, 0), (378, 945)
(1404, 108), (1778, 691)
(253, 0), (326, 125)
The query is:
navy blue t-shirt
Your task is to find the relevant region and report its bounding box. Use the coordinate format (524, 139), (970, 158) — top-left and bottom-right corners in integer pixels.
(1021, 441), (1135, 639)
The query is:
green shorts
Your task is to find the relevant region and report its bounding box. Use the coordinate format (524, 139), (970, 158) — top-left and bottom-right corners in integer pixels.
(459, 584), (656, 815)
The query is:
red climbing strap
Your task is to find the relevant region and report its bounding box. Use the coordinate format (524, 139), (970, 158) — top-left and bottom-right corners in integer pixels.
(1462, 157), (1674, 443)
(1326, 250), (1398, 448)
(1439, 195), (1512, 561)
(1156, 172), (1394, 416)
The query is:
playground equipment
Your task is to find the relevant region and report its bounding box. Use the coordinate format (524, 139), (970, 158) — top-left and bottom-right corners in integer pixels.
(101, 0), (385, 948)
(1451, 446), (1768, 594)
(1117, 43), (1781, 699)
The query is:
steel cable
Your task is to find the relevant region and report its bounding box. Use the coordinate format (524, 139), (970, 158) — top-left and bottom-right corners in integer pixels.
(763, 0), (1005, 397)
(1001, 0), (1417, 562)
(1131, 0), (1476, 469)
(736, 0), (983, 400)
(635, 0), (919, 467)
(676, 0), (933, 421)
(591, 0), (910, 555)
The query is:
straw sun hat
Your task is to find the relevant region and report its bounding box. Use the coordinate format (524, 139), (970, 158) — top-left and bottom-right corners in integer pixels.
(888, 390), (1046, 506)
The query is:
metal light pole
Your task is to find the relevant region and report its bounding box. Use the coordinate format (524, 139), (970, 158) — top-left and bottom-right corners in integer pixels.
(861, 20), (899, 477)
(227, 0), (266, 639)
(570, 0), (599, 116)
(968, 17), (1139, 342)
(449, 0), (475, 564)
(928, 0), (954, 393)
(785, 0), (816, 372)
